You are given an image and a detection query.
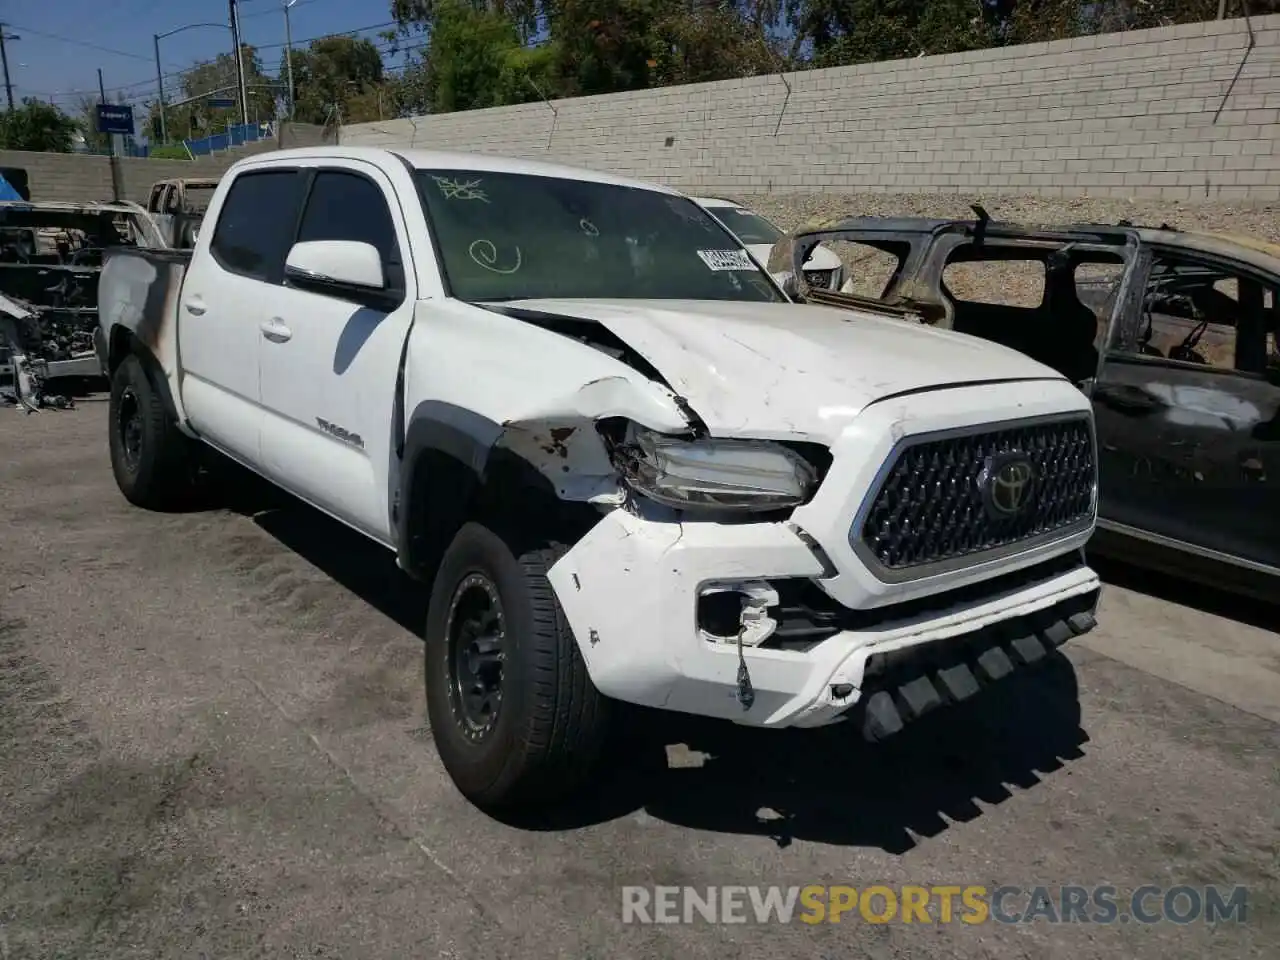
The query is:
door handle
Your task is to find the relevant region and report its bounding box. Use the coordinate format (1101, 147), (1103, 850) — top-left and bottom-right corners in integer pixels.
(259, 318), (292, 343)
(183, 298), (206, 316)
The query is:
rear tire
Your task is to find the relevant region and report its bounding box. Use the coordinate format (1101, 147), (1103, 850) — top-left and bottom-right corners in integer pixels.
(424, 521), (611, 809)
(108, 353), (196, 509)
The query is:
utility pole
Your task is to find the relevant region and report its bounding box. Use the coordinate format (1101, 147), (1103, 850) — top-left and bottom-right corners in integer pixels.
(229, 0), (249, 126)
(99, 68), (123, 202)
(284, 0), (297, 119)
(153, 34), (166, 143)
(0, 25), (15, 111)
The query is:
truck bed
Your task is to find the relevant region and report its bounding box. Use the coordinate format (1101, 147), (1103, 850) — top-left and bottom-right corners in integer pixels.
(97, 245), (193, 401)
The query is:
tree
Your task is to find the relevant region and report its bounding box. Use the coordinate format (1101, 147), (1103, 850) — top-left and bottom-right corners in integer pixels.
(650, 3), (785, 87)
(77, 96), (111, 152)
(1004, 1), (1265, 44)
(390, 0), (545, 42)
(380, 0), (1270, 116)
(781, 0), (1000, 68)
(548, 0), (666, 97)
(282, 35), (385, 124)
(404, 0), (559, 112)
(146, 44), (279, 141)
(0, 98), (79, 152)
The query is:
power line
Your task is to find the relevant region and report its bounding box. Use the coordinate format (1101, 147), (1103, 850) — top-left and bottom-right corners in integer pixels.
(17, 18), (411, 110)
(241, 0), (329, 19)
(5, 22), (160, 64)
(243, 20), (398, 54)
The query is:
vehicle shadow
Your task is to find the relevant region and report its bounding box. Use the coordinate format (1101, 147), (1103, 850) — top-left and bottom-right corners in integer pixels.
(217, 462), (428, 633)
(508, 654), (1086, 853)
(220, 474), (1090, 854)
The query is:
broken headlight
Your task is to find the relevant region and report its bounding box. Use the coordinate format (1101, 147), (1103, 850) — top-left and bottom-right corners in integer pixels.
(614, 427), (820, 513)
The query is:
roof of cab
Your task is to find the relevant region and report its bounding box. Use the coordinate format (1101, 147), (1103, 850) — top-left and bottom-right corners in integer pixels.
(233, 145), (683, 196)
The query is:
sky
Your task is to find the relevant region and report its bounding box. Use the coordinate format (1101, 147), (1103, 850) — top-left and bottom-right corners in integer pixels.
(1, 0), (405, 114)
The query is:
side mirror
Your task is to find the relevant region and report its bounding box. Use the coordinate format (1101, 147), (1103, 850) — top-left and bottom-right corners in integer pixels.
(284, 240), (387, 297)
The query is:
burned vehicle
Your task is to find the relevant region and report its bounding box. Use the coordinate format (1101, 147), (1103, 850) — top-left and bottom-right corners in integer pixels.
(0, 200), (165, 409)
(771, 212), (1280, 599)
(146, 177), (218, 249)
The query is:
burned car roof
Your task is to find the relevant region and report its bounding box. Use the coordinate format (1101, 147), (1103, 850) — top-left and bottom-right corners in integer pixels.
(773, 214), (1280, 274)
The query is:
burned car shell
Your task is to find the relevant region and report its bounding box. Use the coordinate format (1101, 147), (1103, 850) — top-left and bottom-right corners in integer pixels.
(773, 215), (1280, 599)
(146, 177), (219, 249)
(0, 200), (165, 409)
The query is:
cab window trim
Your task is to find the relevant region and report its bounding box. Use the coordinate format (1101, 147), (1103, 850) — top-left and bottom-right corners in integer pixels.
(284, 165), (408, 310)
(208, 166), (306, 285)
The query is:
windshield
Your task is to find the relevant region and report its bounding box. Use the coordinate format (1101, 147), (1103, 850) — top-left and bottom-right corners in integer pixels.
(415, 169), (783, 303)
(707, 205), (784, 245)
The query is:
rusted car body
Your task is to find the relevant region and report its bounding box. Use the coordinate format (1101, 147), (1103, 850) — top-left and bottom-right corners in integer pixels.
(0, 200), (165, 409)
(770, 212), (1280, 599)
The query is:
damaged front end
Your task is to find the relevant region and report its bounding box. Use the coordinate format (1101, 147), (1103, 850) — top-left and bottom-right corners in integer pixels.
(444, 296), (1101, 734)
(0, 200), (161, 411)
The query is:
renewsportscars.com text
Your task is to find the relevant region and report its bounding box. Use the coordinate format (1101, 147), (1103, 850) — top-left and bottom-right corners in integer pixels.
(621, 884), (1249, 925)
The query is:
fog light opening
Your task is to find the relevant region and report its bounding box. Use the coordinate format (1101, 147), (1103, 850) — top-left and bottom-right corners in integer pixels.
(696, 581), (780, 646)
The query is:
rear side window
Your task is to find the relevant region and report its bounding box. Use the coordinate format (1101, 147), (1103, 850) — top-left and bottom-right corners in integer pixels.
(296, 170), (400, 265)
(210, 169), (305, 282)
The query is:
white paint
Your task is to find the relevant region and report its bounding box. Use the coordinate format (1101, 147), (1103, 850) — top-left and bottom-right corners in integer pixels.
(495, 297), (1067, 442)
(546, 507), (1100, 727)
(284, 239), (385, 290)
(99, 144), (1103, 728)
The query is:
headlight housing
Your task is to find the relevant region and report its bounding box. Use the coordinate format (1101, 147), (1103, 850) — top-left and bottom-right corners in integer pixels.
(613, 427), (822, 513)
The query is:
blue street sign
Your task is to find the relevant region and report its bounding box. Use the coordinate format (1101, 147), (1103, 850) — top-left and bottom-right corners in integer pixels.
(95, 103), (134, 135)
(207, 97), (236, 109)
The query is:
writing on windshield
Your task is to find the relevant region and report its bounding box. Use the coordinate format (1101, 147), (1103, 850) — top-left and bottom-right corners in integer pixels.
(416, 169), (783, 303)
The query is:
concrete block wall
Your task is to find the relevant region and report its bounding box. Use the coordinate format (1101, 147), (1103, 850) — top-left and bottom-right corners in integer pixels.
(342, 15), (1280, 203)
(0, 123), (330, 204)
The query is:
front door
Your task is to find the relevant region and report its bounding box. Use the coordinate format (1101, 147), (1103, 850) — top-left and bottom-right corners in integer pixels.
(1091, 247), (1280, 571)
(176, 166), (307, 465)
(256, 162), (418, 544)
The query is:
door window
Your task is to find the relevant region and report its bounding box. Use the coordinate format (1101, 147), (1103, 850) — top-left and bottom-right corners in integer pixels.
(296, 170), (402, 270)
(209, 169), (305, 283)
(1113, 253), (1275, 375)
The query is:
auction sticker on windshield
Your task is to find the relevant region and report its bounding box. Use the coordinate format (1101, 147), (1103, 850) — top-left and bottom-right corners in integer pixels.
(698, 249), (755, 271)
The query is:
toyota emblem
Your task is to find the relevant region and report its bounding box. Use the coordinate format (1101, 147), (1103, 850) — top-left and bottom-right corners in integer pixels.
(979, 453), (1036, 519)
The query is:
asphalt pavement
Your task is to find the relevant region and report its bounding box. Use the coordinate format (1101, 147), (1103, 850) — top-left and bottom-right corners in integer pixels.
(1, 399), (1277, 959)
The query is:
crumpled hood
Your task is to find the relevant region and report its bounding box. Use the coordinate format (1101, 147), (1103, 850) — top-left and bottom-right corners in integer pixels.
(501, 298), (1065, 442)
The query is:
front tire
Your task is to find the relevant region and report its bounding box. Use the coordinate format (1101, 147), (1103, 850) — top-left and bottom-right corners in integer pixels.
(108, 353), (195, 509)
(424, 521), (610, 809)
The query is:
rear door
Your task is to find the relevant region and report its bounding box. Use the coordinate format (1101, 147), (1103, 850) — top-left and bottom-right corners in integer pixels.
(176, 165), (307, 464)
(1091, 245), (1280, 571)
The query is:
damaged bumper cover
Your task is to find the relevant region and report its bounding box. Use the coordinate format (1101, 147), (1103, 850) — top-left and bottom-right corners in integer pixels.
(547, 509), (1099, 731)
(546, 378), (1102, 733)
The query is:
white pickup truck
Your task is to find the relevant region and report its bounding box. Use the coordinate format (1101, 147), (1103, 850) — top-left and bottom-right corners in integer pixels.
(97, 146), (1103, 810)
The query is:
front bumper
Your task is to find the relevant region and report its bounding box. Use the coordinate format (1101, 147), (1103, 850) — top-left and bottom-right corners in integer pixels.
(545, 379), (1101, 731)
(547, 510), (1099, 729)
